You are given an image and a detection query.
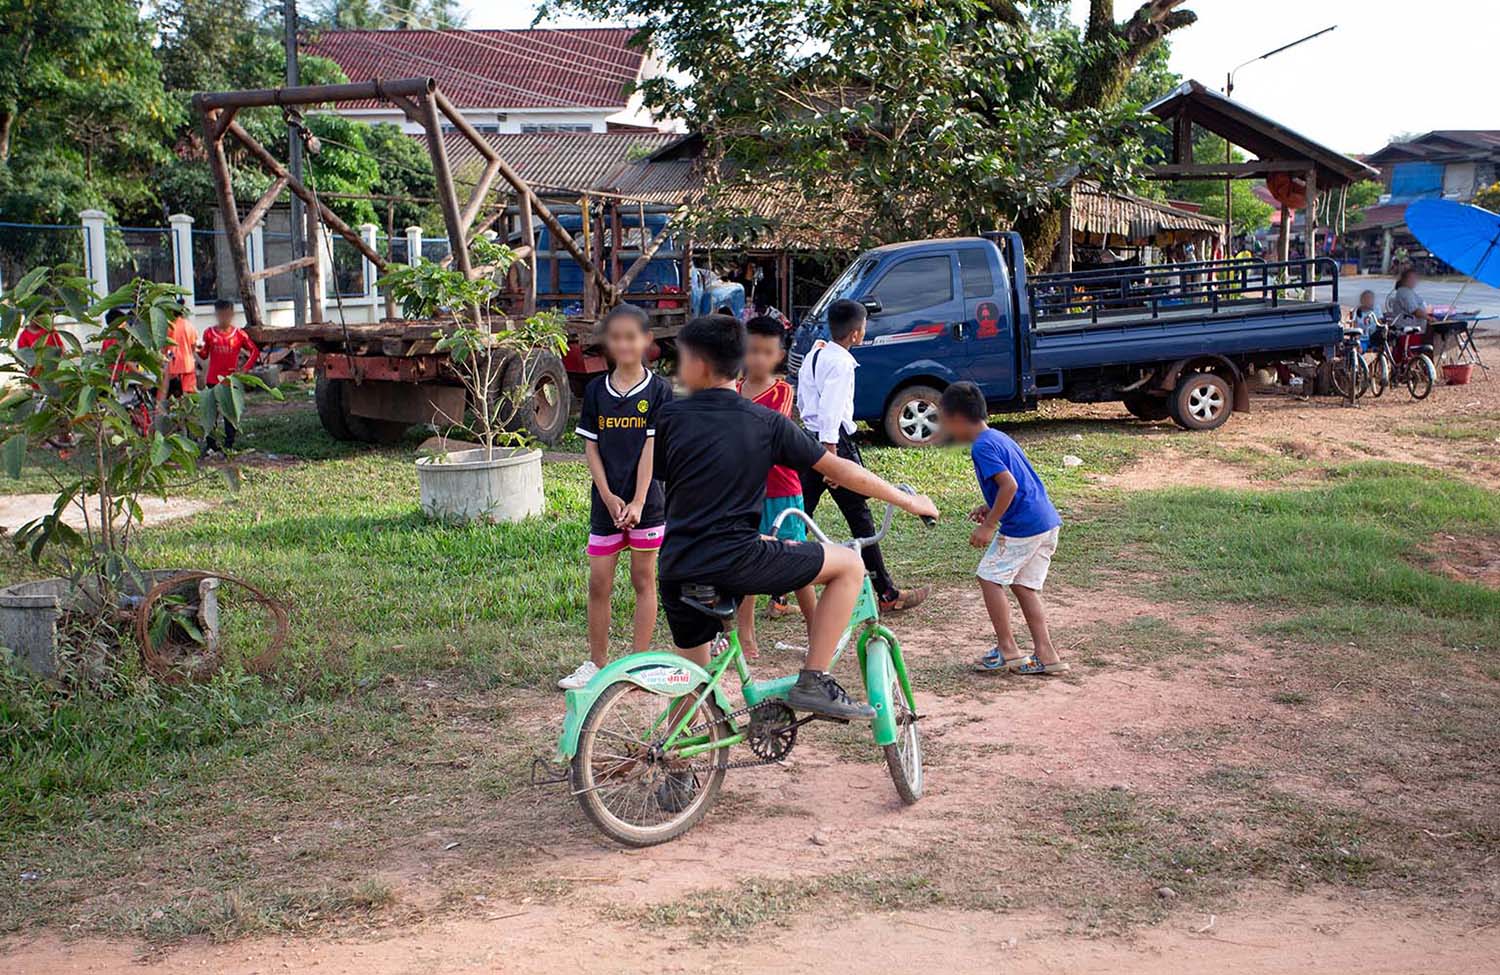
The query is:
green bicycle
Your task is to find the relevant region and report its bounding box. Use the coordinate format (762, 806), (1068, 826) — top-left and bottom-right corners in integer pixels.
(542, 494), (929, 847)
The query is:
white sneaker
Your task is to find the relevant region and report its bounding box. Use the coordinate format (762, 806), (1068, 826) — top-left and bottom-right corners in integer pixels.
(558, 660), (599, 690)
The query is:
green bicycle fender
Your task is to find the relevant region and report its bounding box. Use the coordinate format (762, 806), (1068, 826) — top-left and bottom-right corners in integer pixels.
(555, 653), (733, 761)
(861, 635), (900, 748)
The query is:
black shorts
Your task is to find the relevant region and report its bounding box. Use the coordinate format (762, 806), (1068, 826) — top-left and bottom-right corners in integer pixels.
(659, 539), (826, 649)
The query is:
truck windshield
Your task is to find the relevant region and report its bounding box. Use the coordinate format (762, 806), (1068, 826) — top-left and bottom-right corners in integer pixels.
(806, 256), (878, 321)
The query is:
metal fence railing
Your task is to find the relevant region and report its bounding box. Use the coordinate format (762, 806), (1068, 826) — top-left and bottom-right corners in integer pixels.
(0, 222), (87, 293)
(105, 226), (175, 289)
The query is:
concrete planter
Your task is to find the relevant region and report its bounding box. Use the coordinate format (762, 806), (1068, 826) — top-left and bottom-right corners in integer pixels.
(0, 571), (219, 680)
(416, 447), (544, 524)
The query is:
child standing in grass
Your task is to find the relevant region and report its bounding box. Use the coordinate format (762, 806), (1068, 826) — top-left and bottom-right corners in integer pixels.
(938, 381), (1068, 676)
(736, 315), (816, 657)
(560, 304), (673, 690)
(198, 299), (259, 454)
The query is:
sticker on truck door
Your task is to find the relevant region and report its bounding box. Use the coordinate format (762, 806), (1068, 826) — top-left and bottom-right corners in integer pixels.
(976, 302), (1000, 339)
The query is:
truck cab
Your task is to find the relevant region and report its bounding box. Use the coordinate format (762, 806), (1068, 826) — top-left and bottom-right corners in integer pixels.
(792, 236), (1029, 446)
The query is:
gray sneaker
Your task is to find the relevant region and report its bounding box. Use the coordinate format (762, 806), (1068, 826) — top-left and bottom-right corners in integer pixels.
(787, 671), (876, 721)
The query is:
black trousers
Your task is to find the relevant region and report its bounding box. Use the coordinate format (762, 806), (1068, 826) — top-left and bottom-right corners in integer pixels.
(798, 430), (897, 601)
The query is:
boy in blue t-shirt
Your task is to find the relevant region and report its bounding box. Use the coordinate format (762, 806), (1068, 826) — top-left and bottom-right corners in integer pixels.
(939, 382), (1068, 676)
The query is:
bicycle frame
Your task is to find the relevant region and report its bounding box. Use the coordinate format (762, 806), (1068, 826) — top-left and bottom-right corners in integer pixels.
(554, 498), (919, 762)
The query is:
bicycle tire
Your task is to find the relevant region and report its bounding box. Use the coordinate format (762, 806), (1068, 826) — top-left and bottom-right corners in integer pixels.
(1407, 354), (1436, 401)
(1370, 351), (1391, 398)
(881, 668), (923, 805)
(572, 682), (729, 847)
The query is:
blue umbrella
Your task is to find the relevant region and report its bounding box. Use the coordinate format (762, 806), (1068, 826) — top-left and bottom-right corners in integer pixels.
(1405, 198), (1500, 288)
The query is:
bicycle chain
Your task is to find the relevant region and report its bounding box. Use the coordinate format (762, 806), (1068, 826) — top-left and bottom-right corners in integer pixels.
(672, 700), (795, 774)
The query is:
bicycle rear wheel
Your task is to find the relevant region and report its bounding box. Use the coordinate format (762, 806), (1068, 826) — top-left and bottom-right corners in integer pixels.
(1407, 354), (1436, 400)
(572, 682), (730, 847)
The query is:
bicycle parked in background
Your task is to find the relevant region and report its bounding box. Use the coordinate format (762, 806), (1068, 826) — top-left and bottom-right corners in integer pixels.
(1368, 323), (1436, 400)
(1330, 324), (1370, 406)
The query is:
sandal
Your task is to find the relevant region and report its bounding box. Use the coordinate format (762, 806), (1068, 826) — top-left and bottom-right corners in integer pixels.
(1014, 658), (1071, 676)
(977, 648), (1036, 672)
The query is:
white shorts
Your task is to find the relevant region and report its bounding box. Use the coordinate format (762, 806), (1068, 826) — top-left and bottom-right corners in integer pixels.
(977, 527), (1060, 590)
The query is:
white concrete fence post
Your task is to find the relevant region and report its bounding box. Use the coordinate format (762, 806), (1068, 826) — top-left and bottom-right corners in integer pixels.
(318, 226), (335, 302)
(405, 225), (422, 267)
(248, 225), (267, 311)
(78, 209), (110, 298)
(168, 213), (195, 308)
(359, 223), (379, 304)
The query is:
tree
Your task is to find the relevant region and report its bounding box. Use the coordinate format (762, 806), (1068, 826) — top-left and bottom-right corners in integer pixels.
(0, 0), (178, 223)
(1474, 183), (1500, 214)
(309, 0), (466, 29)
(543, 0), (1195, 265)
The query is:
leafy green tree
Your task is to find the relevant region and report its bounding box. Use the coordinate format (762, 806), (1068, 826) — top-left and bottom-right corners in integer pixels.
(0, 0), (178, 225)
(309, 0), (465, 29)
(543, 0), (1195, 264)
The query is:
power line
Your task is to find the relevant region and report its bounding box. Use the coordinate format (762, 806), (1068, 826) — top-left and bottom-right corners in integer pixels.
(353, 32), (596, 107)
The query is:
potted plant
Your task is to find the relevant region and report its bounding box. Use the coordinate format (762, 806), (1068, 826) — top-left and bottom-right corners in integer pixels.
(379, 240), (568, 524)
(0, 267), (271, 680)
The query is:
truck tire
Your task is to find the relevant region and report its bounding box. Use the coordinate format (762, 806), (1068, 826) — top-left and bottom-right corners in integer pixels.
(1169, 372), (1233, 431)
(1122, 393), (1171, 422)
(314, 376), (409, 445)
(883, 384), (947, 448)
(499, 350), (572, 446)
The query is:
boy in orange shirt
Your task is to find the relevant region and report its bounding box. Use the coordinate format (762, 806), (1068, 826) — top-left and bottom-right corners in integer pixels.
(161, 303), (200, 403)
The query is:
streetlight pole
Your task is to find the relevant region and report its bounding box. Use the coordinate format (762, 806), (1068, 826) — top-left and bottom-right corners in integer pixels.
(1222, 26), (1337, 258)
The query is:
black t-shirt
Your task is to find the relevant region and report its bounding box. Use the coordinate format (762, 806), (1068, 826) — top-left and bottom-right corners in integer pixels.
(653, 387), (826, 580)
(576, 371), (673, 505)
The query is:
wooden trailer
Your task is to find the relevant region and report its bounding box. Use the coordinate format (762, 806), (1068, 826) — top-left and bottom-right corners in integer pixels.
(192, 77), (688, 445)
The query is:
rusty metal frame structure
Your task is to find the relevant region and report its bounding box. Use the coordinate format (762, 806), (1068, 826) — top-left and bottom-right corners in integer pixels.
(192, 77), (616, 329)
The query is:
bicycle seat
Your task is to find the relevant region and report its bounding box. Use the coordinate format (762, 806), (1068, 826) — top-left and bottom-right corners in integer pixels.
(1341, 327), (1364, 338)
(680, 583), (738, 621)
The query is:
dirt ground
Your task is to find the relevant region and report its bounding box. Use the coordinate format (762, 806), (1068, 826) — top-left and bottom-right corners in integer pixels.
(5, 338), (1498, 974)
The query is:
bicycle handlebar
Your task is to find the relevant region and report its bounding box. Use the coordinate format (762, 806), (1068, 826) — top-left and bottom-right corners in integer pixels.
(769, 483), (933, 553)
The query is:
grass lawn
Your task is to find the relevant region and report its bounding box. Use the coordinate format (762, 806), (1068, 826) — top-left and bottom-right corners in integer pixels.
(1, 393), (1497, 939)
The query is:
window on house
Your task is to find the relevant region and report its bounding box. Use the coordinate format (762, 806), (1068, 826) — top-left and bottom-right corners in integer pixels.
(520, 123), (595, 134)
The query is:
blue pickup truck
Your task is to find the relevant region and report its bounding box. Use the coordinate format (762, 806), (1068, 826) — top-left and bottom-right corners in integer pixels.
(790, 232), (1344, 444)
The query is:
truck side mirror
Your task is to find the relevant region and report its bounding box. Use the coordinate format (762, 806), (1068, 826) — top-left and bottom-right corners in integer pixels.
(860, 297), (883, 316)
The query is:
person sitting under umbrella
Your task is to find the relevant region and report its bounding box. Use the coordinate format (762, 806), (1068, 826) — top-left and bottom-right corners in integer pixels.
(1384, 268), (1439, 330)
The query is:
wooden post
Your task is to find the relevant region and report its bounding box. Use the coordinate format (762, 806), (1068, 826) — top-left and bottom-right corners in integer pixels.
(1304, 168), (1319, 268)
(1278, 206), (1292, 263)
(200, 107), (261, 327)
(414, 92), (472, 281)
(1059, 198), (1075, 273)
(520, 190), (537, 316)
(305, 202), (324, 323)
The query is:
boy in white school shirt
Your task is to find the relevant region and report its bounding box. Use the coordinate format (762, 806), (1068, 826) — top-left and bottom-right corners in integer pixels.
(796, 298), (929, 612)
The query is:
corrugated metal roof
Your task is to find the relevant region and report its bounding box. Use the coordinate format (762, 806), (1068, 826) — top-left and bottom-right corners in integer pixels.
(1071, 180), (1222, 245)
(442, 131), (678, 195)
(303, 28), (644, 110)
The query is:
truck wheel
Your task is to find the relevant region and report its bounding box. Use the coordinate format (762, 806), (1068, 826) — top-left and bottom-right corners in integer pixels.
(883, 385), (947, 448)
(500, 351), (572, 446)
(315, 375), (357, 441)
(1122, 393), (1171, 422)
(314, 376), (409, 445)
(1169, 372), (1233, 431)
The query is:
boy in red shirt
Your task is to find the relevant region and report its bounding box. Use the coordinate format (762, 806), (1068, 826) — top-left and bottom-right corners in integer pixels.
(735, 315), (817, 657)
(198, 299), (258, 453)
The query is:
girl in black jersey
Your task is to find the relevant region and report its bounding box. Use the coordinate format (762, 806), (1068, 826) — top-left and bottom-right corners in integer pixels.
(560, 305), (673, 690)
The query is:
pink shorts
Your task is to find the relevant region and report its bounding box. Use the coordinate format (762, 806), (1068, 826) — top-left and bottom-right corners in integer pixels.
(586, 523), (666, 557)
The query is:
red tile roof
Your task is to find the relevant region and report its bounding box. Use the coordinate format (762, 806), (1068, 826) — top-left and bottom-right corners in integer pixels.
(304, 28), (645, 110)
(440, 131), (678, 193)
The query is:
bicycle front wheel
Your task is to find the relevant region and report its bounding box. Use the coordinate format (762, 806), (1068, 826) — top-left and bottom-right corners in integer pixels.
(572, 682), (730, 847)
(881, 670), (923, 804)
(1407, 354), (1436, 401)
(1370, 352), (1391, 398)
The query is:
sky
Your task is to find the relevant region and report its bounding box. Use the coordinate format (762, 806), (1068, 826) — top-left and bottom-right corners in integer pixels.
(466, 0), (1497, 154)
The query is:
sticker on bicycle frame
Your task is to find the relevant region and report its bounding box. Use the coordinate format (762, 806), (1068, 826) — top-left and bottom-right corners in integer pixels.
(630, 665), (695, 691)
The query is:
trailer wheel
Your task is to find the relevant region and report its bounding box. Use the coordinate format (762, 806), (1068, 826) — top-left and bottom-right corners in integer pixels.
(1122, 392), (1171, 422)
(314, 376), (409, 445)
(500, 351), (572, 446)
(883, 385), (947, 448)
(1169, 372), (1233, 431)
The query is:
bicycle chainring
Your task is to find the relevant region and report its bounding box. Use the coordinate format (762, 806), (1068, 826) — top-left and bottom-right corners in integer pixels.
(746, 701), (799, 761)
